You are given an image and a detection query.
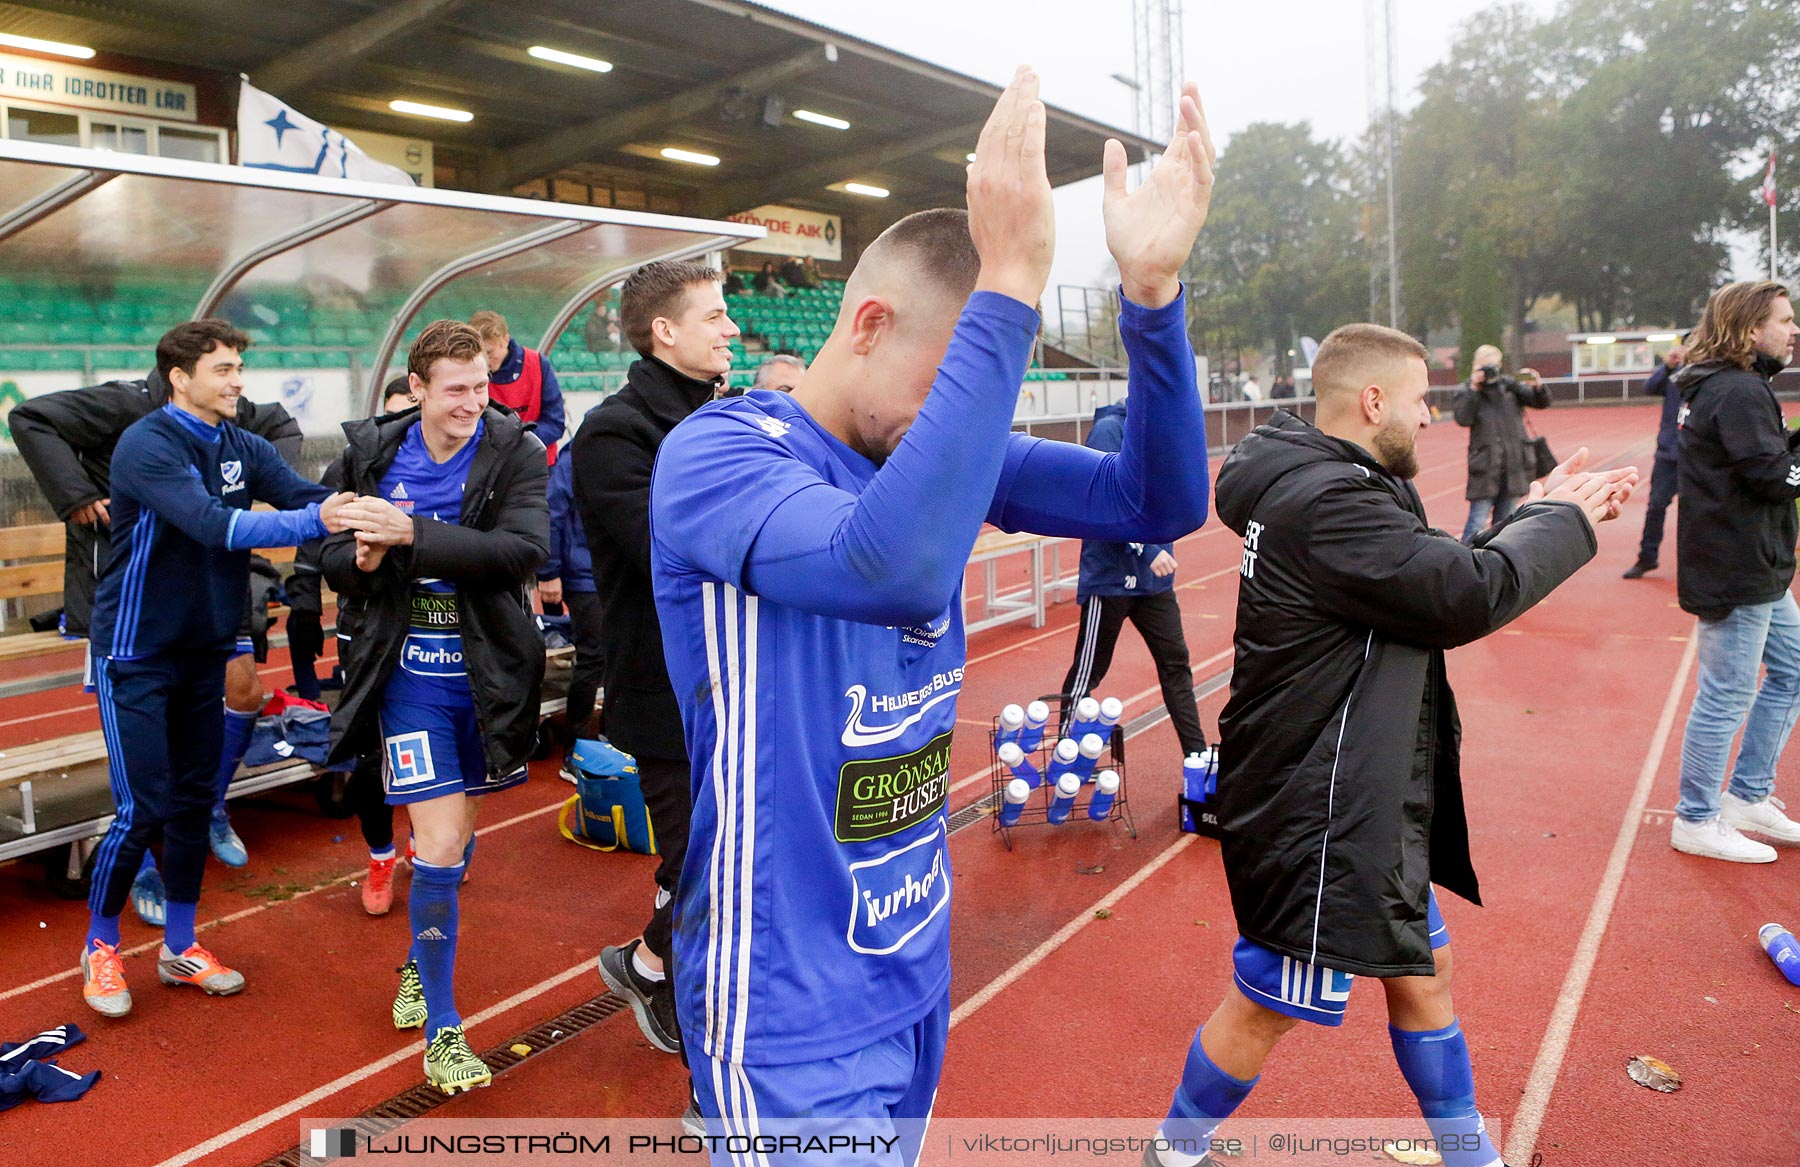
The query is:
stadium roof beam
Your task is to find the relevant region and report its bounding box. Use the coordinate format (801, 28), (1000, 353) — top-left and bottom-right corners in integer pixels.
(254, 0), (465, 97)
(695, 120), (984, 220)
(481, 42), (837, 194)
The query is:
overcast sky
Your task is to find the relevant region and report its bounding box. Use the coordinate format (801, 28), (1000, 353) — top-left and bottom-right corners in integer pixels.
(759, 0), (1778, 302)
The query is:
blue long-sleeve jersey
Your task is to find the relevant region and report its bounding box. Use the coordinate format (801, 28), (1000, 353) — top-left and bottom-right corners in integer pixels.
(650, 289), (1208, 1065)
(90, 403), (330, 660)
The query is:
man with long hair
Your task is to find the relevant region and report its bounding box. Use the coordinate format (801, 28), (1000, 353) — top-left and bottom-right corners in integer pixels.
(1668, 280), (1800, 862)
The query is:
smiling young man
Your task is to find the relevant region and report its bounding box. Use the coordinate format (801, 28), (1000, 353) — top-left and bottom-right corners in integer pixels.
(568, 260), (738, 1080)
(78, 319), (353, 1019)
(320, 320), (549, 1093)
(649, 70), (1214, 1163)
(1146, 324), (1636, 1167)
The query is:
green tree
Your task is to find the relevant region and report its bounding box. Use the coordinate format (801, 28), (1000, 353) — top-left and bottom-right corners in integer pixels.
(1180, 122), (1366, 375)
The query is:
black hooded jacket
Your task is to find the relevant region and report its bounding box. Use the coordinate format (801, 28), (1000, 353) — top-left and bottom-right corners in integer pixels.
(11, 369), (303, 635)
(1674, 354), (1799, 620)
(1213, 411), (1595, 976)
(569, 355), (719, 762)
(320, 407), (550, 776)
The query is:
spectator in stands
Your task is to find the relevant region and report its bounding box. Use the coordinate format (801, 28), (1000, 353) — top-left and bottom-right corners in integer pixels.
(1059, 397), (1208, 762)
(1667, 281), (1800, 863)
(78, 319), (352, 1019)
(801, 255), (825, 288)
(582, 301), (623, 354)
(752, 353), (806, 393)
(1239, 373), (1263, 402)
(12, 333), (310, 900)
(752, 260), (788, 298)
(470, 310), (566, 460)
(779, 254), (809, 288)
(538, 426), (602, 776)
(722, 268), (747, 296)
(1622, 343), (1686, 579)
(1453, 343), (1551, 544)
(570, 259), (737, 1091)
(319, 320), (548, 1093)
(1271, 374), (1297, 400)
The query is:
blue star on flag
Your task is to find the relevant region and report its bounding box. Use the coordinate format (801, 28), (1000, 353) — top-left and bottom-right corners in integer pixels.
(264, 107), (298, 148)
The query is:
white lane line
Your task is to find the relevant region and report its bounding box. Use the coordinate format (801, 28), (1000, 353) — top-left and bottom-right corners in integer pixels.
(149, 957), (597, 1167)
(1503, 624), (1697, 1164)
(950, 833), (1197, 1028)
(0, 798), (563, 1004)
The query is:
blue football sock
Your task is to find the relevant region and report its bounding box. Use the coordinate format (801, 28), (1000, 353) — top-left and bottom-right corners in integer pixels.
(85, 913), (120, 950)
(164, 900), (198, 953)
(213, 707), (259, 819)
(1158, 1026), (1257, 1166)
(410, 858), (465, 1039)
(1389, 1020), (1502, 1167)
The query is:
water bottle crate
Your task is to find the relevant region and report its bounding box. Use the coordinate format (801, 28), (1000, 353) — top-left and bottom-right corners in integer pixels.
(989, 694), (1135, 851)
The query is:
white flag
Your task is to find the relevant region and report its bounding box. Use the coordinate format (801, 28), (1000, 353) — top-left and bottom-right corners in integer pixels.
(237, 80), (414, 185)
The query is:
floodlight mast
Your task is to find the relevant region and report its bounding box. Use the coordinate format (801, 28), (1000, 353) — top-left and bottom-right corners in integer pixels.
(1365, 0), (1402, 329)
(1130, 0), (1184, 145)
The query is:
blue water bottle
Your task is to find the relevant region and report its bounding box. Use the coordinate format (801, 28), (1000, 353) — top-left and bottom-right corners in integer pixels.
(994, 704), (1026, 750)
(997, 741), (1042, 790)
(1045, 738), (1081, 787)
(1047, 772), (1081, 824)
(1183, 752), (1207, 803)
(997, 778), (1032, 827)
(1017, 700), (1050, 752)
(1069, 696), (1103, 742)
(1761, 923), (1800, 986)
(1087, 769), (1120, 820)
(1098, 696), (1123, 734)
(1074, 733), (1105, 783)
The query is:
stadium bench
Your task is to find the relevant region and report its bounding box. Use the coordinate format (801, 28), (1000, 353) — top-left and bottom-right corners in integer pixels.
(966, 527), (1074, 634)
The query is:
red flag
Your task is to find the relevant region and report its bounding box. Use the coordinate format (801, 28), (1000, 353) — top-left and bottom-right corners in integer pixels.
(1764, 151), (1778, 207)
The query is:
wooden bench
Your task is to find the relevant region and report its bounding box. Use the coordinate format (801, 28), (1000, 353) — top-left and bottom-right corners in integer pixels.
(966, 527), (1072, 634)
(0, 520), (312, 666)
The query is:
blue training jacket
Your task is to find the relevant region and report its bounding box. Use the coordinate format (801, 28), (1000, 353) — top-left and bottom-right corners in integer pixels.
(540, 448), (595, 593)
(1076, 400), (1175, 601)
(89, 404), (330, 659)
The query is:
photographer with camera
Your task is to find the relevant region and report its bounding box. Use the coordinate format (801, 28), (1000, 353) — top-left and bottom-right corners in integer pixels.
(1453, 343), (1550, 543)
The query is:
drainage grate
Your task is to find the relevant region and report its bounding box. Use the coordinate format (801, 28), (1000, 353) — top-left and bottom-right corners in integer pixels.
(256, 993), (628, 1167)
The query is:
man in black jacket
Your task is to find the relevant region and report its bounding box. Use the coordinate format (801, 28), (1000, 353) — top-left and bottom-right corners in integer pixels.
(1622, 344), (1686, 578)
(1452, 344), (1551, 544)
(1146, 324), (1634, 1167)
(1668, 280), (1800, 863)
(569, 259), (736, 1067)
(321, 320), (548, 1094)
(12, 352), (306, 883)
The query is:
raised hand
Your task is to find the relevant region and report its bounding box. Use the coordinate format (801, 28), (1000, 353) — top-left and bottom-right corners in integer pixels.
(1103, 81), (1216, 309)
(968, 65), (1056, 308)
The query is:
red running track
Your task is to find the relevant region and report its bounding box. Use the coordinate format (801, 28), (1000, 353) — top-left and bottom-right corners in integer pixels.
(1, 402), (1797, 1166)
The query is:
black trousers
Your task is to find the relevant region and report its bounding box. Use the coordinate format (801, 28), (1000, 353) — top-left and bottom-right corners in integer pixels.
(350, 751), (394, 853)
(1636, 456), (1679, 565)
(1059, 591), (1208, 758)
(90, 650), (230, 917)
(636, 754), (693, 962)
(562, 590), (606, 744)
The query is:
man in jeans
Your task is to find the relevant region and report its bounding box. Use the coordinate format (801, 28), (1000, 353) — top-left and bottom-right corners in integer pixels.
(1670, 280), (1800, 863)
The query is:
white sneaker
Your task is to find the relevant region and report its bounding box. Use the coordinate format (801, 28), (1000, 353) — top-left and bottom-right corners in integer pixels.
(1671, 816), (1778, 863)
(1721, 792), (1800, 843)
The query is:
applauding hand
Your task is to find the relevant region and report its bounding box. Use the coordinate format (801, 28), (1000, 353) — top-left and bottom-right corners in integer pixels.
(968, 66), (1056, 308)
(1103, 81), (1216, 309)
